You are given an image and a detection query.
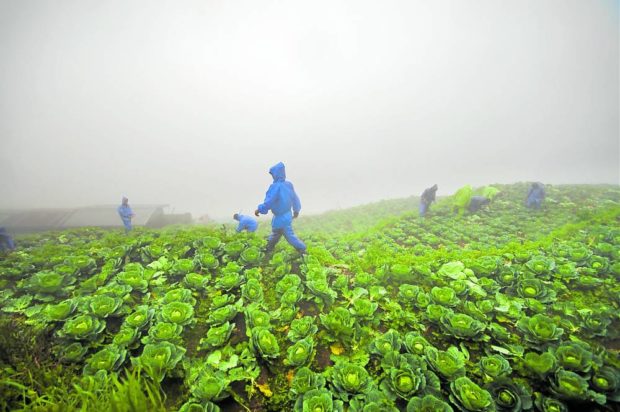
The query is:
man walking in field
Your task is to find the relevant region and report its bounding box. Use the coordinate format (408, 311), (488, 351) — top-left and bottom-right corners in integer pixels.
(419, 184), (438, 217)
(255, 162), (306, 255)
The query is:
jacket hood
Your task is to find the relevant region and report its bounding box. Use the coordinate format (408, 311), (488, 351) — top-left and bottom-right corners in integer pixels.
(269, 162), (286, 182)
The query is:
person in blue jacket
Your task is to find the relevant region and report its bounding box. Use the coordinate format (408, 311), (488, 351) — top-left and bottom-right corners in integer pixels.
(254, 162), (306, 254)
(233, 213), (258, 233)
(117, 197), (135, 233)
(419, 184), (438, 217)
(468, 196), (490, 213)
(526, 182), (545, 209)
(0, 227), (15, 252)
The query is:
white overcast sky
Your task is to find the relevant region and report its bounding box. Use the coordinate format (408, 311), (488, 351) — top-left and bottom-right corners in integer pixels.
(0, 0), (618, 219)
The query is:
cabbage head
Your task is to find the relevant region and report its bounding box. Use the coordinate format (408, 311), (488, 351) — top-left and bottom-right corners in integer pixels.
(116, 269), (148, 293)
(406, 394), (454, 412)
(251, 327), (280, 360)
(553, 342), (596, 373)
(591, 366), (620, 402)
(440, 312), (486, 340)
(291, 367), (326, 397)
(403, 333), (431, 356)
(143, 322), (183, 345)
(320, 307), (355, 342)
(430, 286), (460, 307)
(293, 388), (343, 412)
(89, 295), (123, 318)
(516, 279), (556, 303)
(330, 361), (373, 400)
(449, 376), (496, 412)
(525, 256), (555, 276)
(549, 369), (605, 404)
(27, 270), (74, 298)
(199, 322), (233, 349)
(368, 330), (401, 358)
(240, 246), (263, 265)
(58, 342), (89, 363)
(287, 316), (318, 342)
(160, 302), (195, 326)
(533, 394), (568, 412)
(131, 342), (186, 382)
(123, 305), (155, 330)
(241, 278), (264, 303)
(425, 346), (466, 380)
(184, 273), (210, 290)
(516, 314), (563, 344)
(60, 314), (106, 340)
(207, 304), (238, 326)
(83, 345), (127, 375)
(380, 361), (426, 400)
(43, 299), (76, 322)
(486, 378), (532, 412)
(349, 298), (378, 320)
(162, 288), (196, 305)
(285, 337), (315, 367)
(193, 372), (229, 402)
(113, 326), (140, 347)
(245, 306), (271, 329)
(524, 351), (556, 377)
(479, 355), (512, 381)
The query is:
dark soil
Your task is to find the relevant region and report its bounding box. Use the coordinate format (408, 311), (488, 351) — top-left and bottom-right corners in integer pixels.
(314, 344), (333, 370)
(230, 313), (247, 346)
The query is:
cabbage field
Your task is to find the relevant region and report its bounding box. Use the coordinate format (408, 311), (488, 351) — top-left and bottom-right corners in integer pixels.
(1, 183), (619, 412)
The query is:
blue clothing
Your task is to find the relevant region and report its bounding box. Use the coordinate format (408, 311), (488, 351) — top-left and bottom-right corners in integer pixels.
(236, 215), (258, 232)
(419, 201), (429, 217)
(468, 196), (490, 213)
(257, 162), (302, 230)
(266, 226), (306, 253)
(0, 228), (15, 252)
(419, 185), (438, 217)
(526, 183), (545, 209)
(117, 204), (134, 231)
(257, 162), (306, 252)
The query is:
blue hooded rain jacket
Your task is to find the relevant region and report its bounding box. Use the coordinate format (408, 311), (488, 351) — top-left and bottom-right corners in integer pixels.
(236, 215), (258, 232)
(526, 183), (545, 209)
(257, 162), (302, 230)
(117, 198), (134, 231)
(257, 162), (306, 252)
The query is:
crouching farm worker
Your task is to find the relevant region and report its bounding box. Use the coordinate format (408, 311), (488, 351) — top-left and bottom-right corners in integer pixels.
(468, 196), (490, 213)
(233, 213), (258, 233)
(419, 184), (438, 217)
(255, 162), (306, 255)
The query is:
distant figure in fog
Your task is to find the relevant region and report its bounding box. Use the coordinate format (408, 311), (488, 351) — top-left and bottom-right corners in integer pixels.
(419, 184), (438, 217)
(0, 227), (15, 252)
(233, 213), (258, 233)
(117, 197), (135, 233)
(255, 162), (306, 255)
(526, 182), (546, 209)
(468, 196), (490, 213)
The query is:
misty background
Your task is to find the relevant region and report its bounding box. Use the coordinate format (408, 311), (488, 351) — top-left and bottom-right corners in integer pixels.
(1, 1), (618, 221)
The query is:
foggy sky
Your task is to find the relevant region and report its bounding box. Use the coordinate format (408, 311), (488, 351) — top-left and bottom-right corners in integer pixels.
(1, 1), (618, 220)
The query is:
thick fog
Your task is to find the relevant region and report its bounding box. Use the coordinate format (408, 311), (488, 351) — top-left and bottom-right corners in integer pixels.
(1, 1), (618, 220)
